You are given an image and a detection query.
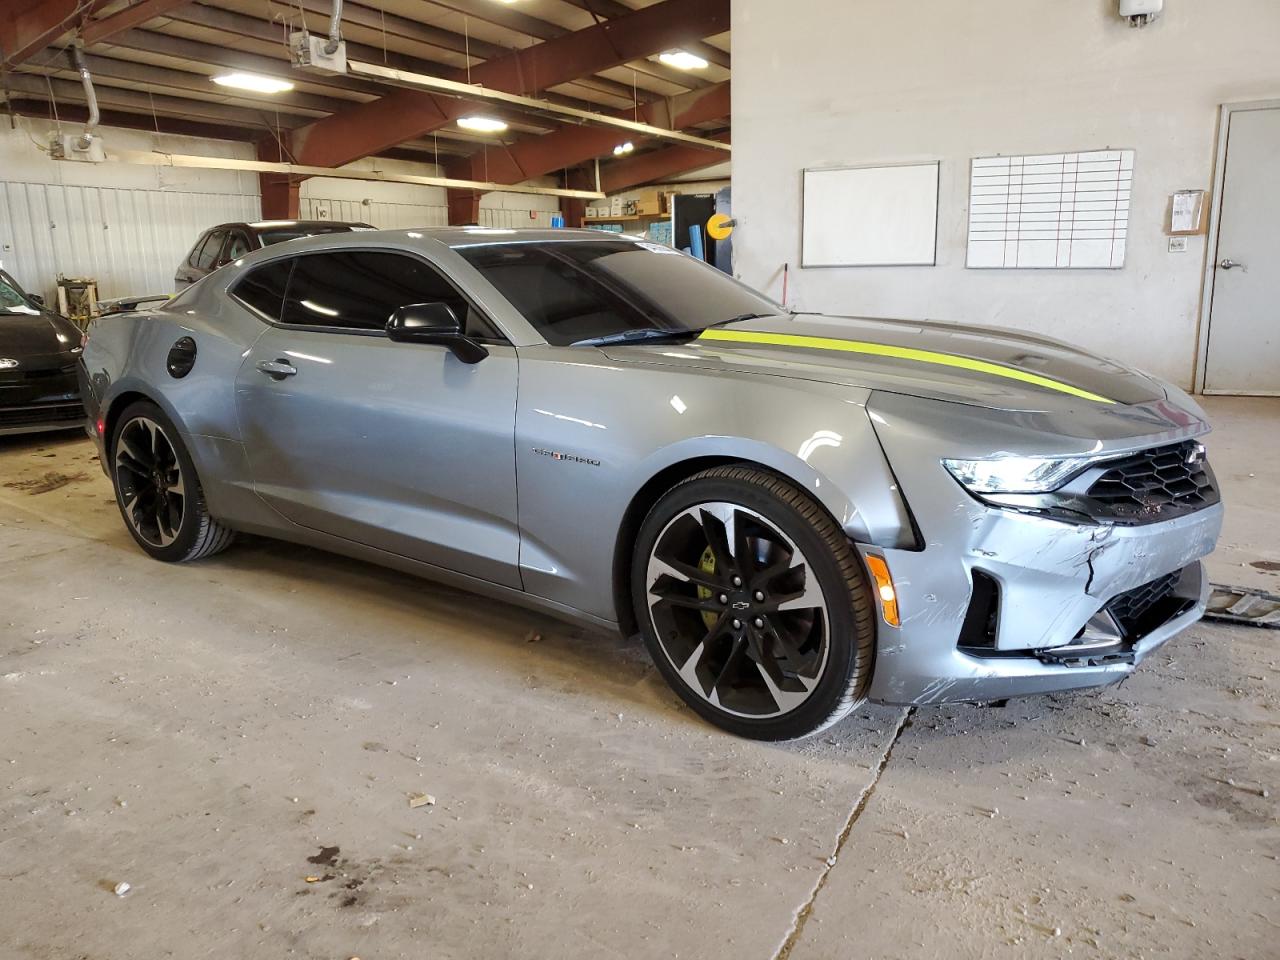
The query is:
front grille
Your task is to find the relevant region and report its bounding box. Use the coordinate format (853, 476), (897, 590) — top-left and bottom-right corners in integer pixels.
(1105, 571), (1189, 638)
(0, 401), (84, 429)
(1085, 440), (1216, 522)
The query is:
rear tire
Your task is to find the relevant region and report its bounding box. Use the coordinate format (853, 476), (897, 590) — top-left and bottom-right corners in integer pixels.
(109, 400), (235, 563)
(632, 465), (876, 741)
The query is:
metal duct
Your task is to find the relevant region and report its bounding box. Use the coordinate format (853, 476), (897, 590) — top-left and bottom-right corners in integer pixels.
(324, 0), (343, 55)
(70, 46), (99, 149)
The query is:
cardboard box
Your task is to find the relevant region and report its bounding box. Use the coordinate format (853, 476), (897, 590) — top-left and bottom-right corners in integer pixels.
(584, 206), (600, 219)
(633, 199), (661, 216)
(609, 196), (626, 217)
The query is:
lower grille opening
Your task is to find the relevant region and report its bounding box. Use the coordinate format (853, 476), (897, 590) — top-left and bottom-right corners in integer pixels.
(1105, 570), (1195, 640)
(957, 570), (1000, 652)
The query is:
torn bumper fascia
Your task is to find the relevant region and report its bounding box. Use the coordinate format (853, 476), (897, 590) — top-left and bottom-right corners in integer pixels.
(862, 390), (1224, 706)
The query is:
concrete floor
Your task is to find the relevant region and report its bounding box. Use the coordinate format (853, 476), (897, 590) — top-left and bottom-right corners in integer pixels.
(1, 397), (1276, 960)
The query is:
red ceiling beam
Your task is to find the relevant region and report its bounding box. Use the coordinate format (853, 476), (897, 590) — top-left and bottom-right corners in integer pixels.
(81, 0), (189, 45)
(1, 0), (108, 67)
(2, 98), (254, 143)
(290, 0), (729, 170)
(599, 133), (730, 194)
(446, 81), (730, 187)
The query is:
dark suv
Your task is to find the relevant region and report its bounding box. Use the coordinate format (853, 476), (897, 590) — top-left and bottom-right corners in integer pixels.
(175, 220), (374, 288)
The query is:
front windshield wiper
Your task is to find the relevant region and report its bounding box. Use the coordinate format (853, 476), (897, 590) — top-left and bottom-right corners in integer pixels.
(572, 328), (701, 347)
(702, 312), (778, 330)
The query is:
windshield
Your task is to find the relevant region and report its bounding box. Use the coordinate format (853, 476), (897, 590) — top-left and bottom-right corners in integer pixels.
(457, 239), (781, 346)
(0, 272), (41, 316)
(258, 224), (370, 246)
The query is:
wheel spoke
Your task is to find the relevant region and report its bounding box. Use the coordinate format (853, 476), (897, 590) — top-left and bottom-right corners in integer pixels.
(698, 505), (738, 572)
(754, 658), (816, 714)
(647, 555), (721, 593)
(772, 568), (824, 612)
(649, 580), (725, 613)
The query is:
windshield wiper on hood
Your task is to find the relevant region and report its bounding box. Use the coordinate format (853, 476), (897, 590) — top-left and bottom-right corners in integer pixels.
(572, 328), (701, 347)
(701, 312), (784, 331)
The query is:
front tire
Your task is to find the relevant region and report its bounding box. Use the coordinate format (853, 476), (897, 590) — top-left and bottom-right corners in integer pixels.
(109, 400), (235, 562)
(632, 465), (876, 741)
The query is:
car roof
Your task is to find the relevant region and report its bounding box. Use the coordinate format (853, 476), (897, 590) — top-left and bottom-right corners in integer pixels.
(206, 220), (375, 231)
(228, 226), (644, 255)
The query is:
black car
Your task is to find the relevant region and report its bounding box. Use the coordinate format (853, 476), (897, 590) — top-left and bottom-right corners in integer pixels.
(175, 220), (374, 288)
(0, 270), (85, 436)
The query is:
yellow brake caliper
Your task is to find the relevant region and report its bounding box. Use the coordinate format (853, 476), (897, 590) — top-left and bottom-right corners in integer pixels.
(696, 545), (718, 631)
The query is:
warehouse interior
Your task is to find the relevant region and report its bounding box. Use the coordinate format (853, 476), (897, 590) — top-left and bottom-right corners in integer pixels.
(1, 1), (1277, 957)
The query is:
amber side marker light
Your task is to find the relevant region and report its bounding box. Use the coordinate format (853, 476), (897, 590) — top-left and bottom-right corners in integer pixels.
(864, 555), (900, 627)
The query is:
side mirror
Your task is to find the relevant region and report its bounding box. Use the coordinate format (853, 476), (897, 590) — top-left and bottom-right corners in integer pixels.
(386, 302), (488, 364)
(29, 294), (45, 307)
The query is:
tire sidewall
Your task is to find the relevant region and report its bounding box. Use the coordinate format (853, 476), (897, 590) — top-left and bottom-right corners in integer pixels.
(109, 400), (206, 562)
(632, 473), (870, 740)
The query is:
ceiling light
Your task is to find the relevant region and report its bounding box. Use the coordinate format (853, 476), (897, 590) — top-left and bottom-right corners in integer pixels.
(458, 116), (508, 133)
(212, 73), (294, 94)
(656, 50), (708, 71)
(612, 141), (634, 156)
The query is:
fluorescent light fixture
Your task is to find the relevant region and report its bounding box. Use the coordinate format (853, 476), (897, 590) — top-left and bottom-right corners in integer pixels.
(612, 141), (634, 156)
(657, 49), (708, 71)
(212, 73), (294, 94)
(458, 116), (508, 133)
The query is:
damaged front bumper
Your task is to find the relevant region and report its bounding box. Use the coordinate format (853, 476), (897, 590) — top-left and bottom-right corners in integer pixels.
(862, 390), (1224, 706)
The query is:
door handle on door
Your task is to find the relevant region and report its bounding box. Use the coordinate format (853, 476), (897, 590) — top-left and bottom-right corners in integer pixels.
(256, 358), (298, 380)
(1218, 258), (1245, 270)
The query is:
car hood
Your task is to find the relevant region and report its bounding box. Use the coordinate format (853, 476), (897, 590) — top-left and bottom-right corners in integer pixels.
(0, 309), (80, 360)
(600, 314), (1169, 413)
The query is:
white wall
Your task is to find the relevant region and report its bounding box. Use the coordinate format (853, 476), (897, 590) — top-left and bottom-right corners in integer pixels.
(0, 118), (259, 301)
(301, 157), (562, 229)
(731, 0), (1280, 388)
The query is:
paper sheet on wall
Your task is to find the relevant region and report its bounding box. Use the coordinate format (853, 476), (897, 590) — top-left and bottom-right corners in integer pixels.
(966, 150), (1133, 269)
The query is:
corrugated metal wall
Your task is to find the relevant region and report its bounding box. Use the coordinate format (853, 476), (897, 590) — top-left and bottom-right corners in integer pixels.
(299, 196), (557, 229)
(0, 180), (259, 302)
(299, 196), (448, 229)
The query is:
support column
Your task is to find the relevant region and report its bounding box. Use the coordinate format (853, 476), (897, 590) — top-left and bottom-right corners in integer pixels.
(256, 138), (299, 220)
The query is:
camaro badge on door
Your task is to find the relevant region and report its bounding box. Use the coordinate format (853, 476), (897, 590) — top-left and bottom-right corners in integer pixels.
(532, 447), (600, 466)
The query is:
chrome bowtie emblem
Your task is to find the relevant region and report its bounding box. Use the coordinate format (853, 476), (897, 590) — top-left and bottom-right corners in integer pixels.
(0, 358), (18, 370)
(731, 600), (751, 610)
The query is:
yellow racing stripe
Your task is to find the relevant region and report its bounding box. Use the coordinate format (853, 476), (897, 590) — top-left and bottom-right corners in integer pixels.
(698, 328), (1114, 405)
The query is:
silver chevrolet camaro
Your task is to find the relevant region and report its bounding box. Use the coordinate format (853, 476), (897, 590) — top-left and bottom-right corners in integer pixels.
(79, 228), (1223, 740)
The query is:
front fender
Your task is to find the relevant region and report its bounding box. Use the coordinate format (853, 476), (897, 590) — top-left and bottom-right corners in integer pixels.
(514, 347), (915, 622)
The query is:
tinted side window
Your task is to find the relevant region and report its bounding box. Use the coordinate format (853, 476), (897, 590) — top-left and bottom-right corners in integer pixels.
(224, 231), (252, 261)
(187, 232), (212, 267)
(232, 258), (294, 322)
(193, 232), (224, 270)
(280, 251), (496, 337)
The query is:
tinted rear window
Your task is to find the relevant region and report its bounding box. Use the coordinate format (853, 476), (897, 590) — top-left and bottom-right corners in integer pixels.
(232, 259), (294, 321)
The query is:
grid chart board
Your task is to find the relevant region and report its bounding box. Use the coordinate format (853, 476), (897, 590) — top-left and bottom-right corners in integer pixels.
(966, 150), (1133, 269)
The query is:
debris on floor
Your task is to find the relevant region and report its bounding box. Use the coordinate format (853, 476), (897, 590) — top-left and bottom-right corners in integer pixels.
(112, 882), (130, 897)
(408, 792), (436, 808)
(1205, 584), (1280, 627)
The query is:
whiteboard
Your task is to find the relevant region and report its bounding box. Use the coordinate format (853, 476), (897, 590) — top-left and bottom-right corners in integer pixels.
(966, 150), (1133, 269)
(802, 162), (939, 267)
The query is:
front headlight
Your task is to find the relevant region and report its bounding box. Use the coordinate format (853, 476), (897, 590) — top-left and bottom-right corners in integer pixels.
(942, 455), (1094, 494)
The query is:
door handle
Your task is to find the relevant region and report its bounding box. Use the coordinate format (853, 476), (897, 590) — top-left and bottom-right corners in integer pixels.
(1218, 258), (1245, 271)
(256, 358), (297, 380)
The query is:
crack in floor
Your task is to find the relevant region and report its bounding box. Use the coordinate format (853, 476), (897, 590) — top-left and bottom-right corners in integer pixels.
(771, 707), (916, 960)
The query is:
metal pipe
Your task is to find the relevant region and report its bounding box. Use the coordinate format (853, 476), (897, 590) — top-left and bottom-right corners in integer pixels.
(324, 0), (343, 55)
(70, 46), (98, 149)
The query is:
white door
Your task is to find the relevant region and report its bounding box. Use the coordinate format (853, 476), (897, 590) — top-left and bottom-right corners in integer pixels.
(1204, 105), (1280, 394)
